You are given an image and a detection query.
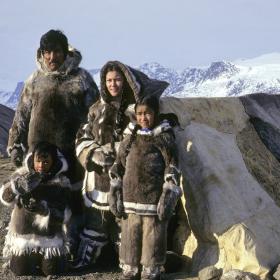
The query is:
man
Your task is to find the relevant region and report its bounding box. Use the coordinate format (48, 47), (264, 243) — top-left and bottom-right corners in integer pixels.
(8, 29), (99, 180)
(7, 29), (99, 252)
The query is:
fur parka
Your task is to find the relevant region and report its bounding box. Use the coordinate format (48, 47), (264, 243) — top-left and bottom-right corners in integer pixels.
(0, 153), (72, 260)
(7, 46), (99, 183)
(110, 121), (180, 215)
(75, 61), (169, 210)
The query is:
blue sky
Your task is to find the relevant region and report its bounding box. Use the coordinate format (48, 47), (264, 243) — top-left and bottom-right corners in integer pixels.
(0, 0), (280, 90)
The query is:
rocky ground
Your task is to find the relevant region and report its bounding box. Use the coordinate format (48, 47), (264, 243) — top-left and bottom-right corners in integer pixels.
(0, 157), (190, 280)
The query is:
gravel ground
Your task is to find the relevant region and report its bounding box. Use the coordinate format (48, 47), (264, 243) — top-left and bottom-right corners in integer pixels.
(0, 157), (191, 280)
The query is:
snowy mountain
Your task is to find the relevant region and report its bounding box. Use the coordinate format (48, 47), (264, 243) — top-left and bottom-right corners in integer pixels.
(2, 53), (280, 109)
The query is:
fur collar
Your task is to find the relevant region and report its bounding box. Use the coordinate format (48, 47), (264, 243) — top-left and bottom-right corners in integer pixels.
(36, 45), (82, 76)
(123, 120), (172, 137)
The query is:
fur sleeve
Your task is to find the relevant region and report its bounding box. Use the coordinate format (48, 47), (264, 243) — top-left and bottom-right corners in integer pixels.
(75, 112), (100, 169)
(109, 137), (129, 180)
(7, 80), (32, 154)
(160, 132), (181, 186)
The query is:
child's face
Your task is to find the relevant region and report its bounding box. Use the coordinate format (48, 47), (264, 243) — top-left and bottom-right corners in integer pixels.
(34, 152), (53, 173)
(136, 105), (155, 129)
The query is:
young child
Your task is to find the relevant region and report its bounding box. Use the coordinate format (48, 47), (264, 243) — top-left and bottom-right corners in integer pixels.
(109, 96), (182, 280)
(0, 142), (72, 276)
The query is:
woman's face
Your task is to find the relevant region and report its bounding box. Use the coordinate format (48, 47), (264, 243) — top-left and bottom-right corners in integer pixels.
(105, 70), (124, 97)
(136, 105), (155, 129)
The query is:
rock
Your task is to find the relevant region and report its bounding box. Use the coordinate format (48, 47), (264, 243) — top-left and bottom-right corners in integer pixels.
(273, 264), (280, 280)
(198, 266), (222, 280)
(160, 94), (280, 279)
(220, 269), (260, 280)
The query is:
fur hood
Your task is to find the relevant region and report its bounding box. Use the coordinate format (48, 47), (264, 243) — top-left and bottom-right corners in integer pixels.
(100, 61), (169, 104)
(21, 150), (68, 178)
(36, 45), (82, 76)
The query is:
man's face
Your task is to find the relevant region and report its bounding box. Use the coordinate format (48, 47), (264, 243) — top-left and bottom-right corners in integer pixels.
(42, 45), (65, 71)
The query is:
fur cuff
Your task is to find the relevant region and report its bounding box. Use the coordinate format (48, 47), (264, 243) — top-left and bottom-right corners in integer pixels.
(110, 178), (122, 189)
(7, 143), (26, 156)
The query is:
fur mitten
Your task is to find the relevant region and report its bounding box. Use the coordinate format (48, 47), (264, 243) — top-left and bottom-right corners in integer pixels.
(108, 178), (125, 219)
(86, 147), (115, 174)
(12, 171), (43, 195)
(21, 197), (49, 215)
(157, 181), (182, 221)
(10, 147), (24, 167)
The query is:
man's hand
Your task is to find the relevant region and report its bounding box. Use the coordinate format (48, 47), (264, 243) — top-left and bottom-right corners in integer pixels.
(10, 147), (24, 167)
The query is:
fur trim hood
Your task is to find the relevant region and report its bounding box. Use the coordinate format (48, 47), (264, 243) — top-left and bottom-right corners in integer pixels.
(100, 61), (169, 104)
(22, 150), (68, 177)
(36, 45), (82, 76)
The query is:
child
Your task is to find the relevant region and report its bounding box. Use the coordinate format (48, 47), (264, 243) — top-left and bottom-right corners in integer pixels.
(0, 142), (71, 276)
(109, 96), (182, 280)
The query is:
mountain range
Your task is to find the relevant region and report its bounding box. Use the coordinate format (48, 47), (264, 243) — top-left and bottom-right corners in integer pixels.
(1, 53), (280, 109)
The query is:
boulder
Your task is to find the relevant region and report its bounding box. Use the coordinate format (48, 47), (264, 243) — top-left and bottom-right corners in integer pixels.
(160, 94), (280, 279)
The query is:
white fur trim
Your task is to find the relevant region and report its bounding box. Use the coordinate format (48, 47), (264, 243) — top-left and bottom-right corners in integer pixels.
(9, 179), (20, 196)
(33, 205), (50, 230)
(57, 150), (68, 174)
(83, 228), (107, 238)
(98, 117), (104, 124)
(3, 232), (67, 259)
(124, 202), (157, 215)
(63, 207), (72, 224)
(76, 140), (95, 157)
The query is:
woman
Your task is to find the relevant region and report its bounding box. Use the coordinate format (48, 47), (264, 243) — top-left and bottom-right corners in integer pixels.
(74, 61), (169, 269)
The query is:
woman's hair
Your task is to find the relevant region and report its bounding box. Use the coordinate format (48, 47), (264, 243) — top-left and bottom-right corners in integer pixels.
(102, 62), (131, 140)
(40, 29), (68, 58)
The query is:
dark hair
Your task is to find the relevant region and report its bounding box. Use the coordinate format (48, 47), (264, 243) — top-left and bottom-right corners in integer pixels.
(135, 95), (160, 119)
(40, 29), (68, 58)
(101, 62), (131, 140)
(123, 96), (160, 161)
(32, 142), (58, 163)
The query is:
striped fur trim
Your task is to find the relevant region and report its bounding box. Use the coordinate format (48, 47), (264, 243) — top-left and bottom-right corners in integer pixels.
(124, 202), (157, 215)
(82, 185), (109, 211)
(76, 139), (95, 157)
(3, 232), (68, 259)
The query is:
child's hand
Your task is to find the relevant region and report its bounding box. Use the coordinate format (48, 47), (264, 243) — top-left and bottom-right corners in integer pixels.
(23, 198), (49, 215)
(13, 172), (42, 195)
